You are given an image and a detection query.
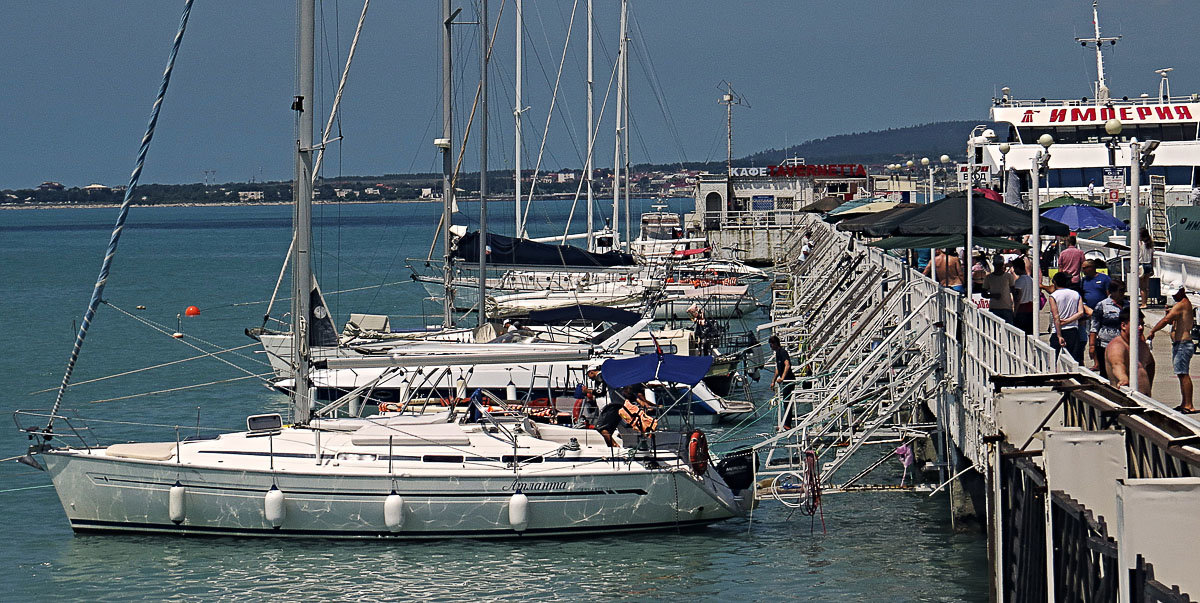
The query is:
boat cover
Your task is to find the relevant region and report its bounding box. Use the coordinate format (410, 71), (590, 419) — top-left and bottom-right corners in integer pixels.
(527, 304), (640, 326)
(455, 231), (636, 267)
(601, 353), (714, 387)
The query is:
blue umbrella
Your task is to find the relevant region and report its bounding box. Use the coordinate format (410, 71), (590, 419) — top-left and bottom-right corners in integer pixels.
(1040, 204), (1129, 231)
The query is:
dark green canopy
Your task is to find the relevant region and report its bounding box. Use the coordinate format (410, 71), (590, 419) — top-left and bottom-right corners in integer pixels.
(868, 235), (1029, 251)
(1040, 194), (1109, 209)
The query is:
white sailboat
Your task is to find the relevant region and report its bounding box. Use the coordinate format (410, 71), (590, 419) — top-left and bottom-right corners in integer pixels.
(19, 0), (746, 538)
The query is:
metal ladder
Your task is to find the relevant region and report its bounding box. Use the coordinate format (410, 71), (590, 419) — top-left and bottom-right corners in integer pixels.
(1148, 174), (1171, 248)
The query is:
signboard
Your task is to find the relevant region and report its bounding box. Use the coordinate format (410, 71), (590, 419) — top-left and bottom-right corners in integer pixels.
(992, 102), (1200, 127)
(1103, 167), (1126, 190)
(729, 164), (868, 178)
(1109, 189), (1120, 203)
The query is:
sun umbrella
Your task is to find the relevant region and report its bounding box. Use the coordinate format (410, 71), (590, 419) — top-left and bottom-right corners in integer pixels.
(869, 235), (1029, 251)
(972, 187), (1002, 201)
(1040, 194), (1108, 209)
(882, 193), (1070, 237)
(1040, 204), (1129, 231)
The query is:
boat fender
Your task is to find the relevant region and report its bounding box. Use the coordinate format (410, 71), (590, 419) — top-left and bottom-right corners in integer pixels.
(383, 492), (404, 532)
(688, 430), (709, 475)
(264, 485), (286, 529)
(508, 491), (529, 532)
(168, 481), (186, 525)
(455, 378), (467, 401)
(506, 383), (518, 401)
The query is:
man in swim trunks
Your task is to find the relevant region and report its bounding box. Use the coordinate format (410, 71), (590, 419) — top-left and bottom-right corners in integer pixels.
(1147, 283), (1196, 413)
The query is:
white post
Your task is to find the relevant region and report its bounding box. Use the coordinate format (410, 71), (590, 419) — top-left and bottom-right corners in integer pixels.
(1031, 152), (1042, 339)
(293, 0), (316, 424)
(1129, 141), (1141, 393)
(478, 0), (489, 327)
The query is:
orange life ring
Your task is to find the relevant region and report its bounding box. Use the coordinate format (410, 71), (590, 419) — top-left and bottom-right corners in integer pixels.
(378, 402), (404, 413)
(688, 430), (709, 475)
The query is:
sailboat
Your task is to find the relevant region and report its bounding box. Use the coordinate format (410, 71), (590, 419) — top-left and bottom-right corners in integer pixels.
(17, 0), (746, 538)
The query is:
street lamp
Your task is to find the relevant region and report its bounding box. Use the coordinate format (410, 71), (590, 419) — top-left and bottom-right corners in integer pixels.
(1104, 118), (1123, 166)
(966, 125), (990, 300)
(998, 143), (1011, 194)
(1030, 134), (1053, 339)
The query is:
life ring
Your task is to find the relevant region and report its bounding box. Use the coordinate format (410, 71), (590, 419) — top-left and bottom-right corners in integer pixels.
(378, 402), (404, 413)
(688, 430), (709, 475)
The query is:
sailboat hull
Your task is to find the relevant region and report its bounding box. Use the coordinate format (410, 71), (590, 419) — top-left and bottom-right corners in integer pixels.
(42, 449), (740, 538)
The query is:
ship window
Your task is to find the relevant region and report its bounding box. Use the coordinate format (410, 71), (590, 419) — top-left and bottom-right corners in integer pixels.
(1161, 123), (1184, 141)
(1056, 126), (1078, 144)
(1057, 169), (1084, 188)
(1007, 125), (1020, 143)
(1076, 125), (1101, 143)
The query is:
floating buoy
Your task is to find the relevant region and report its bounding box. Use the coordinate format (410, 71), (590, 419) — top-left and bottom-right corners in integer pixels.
(264, 485), (285, 528)
(136, 305), (146, 310)
(383, 492), (405, 532)
(508, 491), (529, 532)
(171, 333), (184, 339)
(168, 481), (186, 524)
(184, 305), (201, 316)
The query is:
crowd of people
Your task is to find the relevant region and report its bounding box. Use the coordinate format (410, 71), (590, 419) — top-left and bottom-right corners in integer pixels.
(913, 231), (1194, 413)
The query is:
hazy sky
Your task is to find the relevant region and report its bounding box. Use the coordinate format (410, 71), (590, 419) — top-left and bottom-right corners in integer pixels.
(3, 1), (1199, 188)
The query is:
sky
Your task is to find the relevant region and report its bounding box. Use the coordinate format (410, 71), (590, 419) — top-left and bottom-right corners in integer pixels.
(3, 0), (1200, 189)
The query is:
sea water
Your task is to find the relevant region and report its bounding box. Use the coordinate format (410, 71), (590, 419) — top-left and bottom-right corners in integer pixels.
(0, 200), (986, 601)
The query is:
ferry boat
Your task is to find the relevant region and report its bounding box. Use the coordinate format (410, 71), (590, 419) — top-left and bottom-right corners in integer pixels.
(978, 1), (1200, 255)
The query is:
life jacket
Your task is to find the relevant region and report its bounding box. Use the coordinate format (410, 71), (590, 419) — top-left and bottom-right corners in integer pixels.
(618, 399), (657, 433)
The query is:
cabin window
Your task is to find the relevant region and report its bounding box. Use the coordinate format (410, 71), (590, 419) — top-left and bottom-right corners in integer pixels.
(422, 455), (464, 463)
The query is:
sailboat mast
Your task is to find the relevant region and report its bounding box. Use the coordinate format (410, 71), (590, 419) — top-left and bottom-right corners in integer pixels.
(611, 0), (626, 250)
(621, 1), (630, 253)
(585, 0), (594, 251)
(514, 0), (523, 238)
(292, 0), (316, 424)
(478, 0), (489, 327)
(441, 0), (455, 328)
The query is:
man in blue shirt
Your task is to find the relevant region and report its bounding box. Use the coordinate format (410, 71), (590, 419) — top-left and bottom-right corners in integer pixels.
(1080, 259), (1112, 309)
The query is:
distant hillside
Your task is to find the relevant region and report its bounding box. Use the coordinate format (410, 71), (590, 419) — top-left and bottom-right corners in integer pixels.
(740, 120), (982, 166)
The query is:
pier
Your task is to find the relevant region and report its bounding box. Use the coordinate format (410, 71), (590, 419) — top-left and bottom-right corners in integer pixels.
(758, 214), (1200, 601)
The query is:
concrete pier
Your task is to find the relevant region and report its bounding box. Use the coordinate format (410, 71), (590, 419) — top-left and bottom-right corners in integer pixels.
(757, 213), (1199, 602)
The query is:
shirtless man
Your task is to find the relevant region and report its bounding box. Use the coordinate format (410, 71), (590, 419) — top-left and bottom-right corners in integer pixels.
(924, 248), (965, 294)
(1147, 284), (1196, 412)
(1106, 307), (1155, 396)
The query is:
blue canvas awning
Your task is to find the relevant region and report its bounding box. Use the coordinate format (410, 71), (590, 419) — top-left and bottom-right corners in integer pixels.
(600, 353), (714, 388)
(527, 304), (640, 326)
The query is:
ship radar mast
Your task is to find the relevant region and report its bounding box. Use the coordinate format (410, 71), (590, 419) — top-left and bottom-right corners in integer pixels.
(1075, 0), (1121, 101)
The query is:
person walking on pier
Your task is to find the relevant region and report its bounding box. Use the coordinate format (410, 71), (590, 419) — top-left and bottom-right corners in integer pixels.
(768, 334), (796, 398)
(1138, 228), (1155, 308)
(1048, 271), (1086, 362)
(1106, 306), (1155, 396)
(1088, 279), (1126, 378)
(983, 253), (1016, 325)
(1057, 235), (1085, 286)
(1011, 258), (1035, 334)
(1146, 283), (1196, 413)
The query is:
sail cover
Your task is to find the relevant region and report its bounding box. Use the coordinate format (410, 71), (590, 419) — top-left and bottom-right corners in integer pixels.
(454, 231), (635, 267)
(601, 353), (714, 388)
(527, 304), (640, 326)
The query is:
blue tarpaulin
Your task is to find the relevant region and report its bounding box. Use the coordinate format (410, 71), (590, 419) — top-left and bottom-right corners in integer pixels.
(527, 304), (640, 326)
(600, 353), (714, 388)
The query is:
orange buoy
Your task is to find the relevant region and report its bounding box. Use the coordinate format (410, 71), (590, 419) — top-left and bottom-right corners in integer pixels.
(184, 306), (201, 316)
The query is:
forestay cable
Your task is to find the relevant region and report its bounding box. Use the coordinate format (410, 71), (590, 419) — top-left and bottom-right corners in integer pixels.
(47, 0), (196, 431)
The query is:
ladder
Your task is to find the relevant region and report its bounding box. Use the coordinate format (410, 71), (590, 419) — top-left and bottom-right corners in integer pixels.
(1148, 174), (1171, 248)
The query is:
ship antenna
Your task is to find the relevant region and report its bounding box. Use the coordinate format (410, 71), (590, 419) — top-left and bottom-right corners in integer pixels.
(1075, 0), (1120, 100)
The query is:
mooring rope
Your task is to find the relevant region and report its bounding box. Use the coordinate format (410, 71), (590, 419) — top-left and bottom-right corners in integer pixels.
(47, 0), (196, 431)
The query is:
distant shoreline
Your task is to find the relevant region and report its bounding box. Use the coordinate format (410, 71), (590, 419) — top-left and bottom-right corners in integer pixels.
(0, 199), (439, 211)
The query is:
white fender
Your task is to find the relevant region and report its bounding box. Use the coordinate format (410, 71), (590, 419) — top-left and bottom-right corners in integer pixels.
(168, 482), (186, 524)
(264, 486), (286, 528)
(383, 493), (404, 532)
(508, 491), (529, 532)
(506, 383), (518, 401)
(455, 377), (467, 400)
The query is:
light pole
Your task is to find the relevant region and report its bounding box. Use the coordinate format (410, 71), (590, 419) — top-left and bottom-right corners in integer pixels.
(966, 125), (988, 301)
(1128, 137), (1160, 394)
(1030, 134), (1053, 339)
(1105, 118), (1123, 217)
(998, 143), (1011, 195)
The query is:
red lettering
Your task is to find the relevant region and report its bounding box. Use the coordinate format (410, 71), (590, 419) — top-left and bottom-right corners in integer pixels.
(1120, 107), (1132, 120)
(1177, 106), (1193, 119)
(1050, 109), (1067, 122)
(1070, 108), (1096, 122)
(1155, 106), (1175, 119)
(1137, 107), (1152, 120)
(1100, 107), (1116, 120)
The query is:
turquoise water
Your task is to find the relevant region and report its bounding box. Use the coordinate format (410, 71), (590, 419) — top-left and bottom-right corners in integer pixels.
(0, 200), (986, 600)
